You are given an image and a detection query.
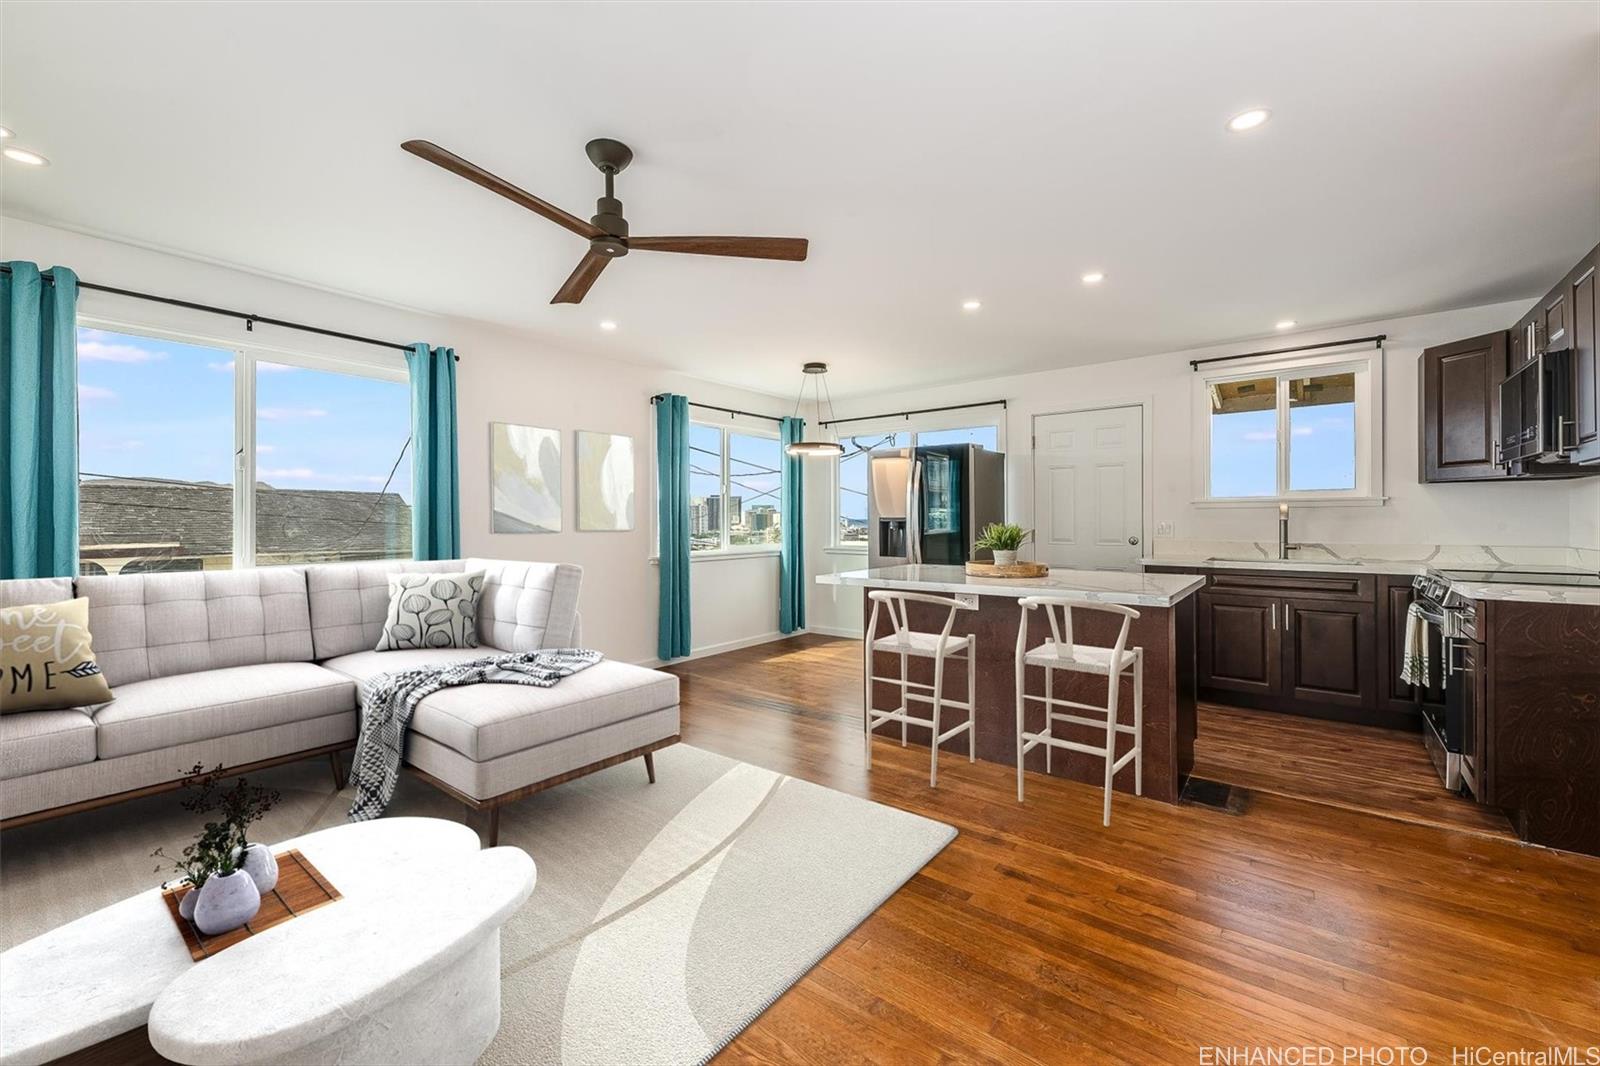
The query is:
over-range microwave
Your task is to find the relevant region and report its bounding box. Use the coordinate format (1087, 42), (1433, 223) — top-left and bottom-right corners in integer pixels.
(1499, 347), (1575, 465)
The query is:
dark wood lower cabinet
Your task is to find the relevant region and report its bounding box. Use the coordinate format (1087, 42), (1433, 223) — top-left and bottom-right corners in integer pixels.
(1377, 577), (1445, 722)
(1198, 595), (1279, 698)
(1282, 599), (1376, 710)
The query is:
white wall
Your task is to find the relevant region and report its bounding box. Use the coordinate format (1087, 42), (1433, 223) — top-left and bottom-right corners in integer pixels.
(2, 217), (791, 665)
(808, 299), (1591, 635)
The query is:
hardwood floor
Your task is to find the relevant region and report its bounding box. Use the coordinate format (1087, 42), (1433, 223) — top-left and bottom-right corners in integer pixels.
(1193, 702), (1517, 840)
(670, 635), (1600, 1066)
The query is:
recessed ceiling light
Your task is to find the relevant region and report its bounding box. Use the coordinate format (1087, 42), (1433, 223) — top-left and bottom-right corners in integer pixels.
(1276, 319), (1297, 330)
(1227, 108), (1271, 133)
(1081, 271), (1105, 285)
(599, 320), (618, 331)
(962, 299), (982, 312)
(0, 126), (13, 140)
(3, 146), (48, 166)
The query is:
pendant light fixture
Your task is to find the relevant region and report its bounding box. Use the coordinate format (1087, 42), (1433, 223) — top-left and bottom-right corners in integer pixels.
(785, 362), (845, 457)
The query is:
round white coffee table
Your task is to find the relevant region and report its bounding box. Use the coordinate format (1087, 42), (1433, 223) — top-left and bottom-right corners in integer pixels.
(0, 818), (509, 1066)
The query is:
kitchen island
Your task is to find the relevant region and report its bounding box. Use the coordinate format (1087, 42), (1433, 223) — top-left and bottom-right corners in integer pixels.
(818, 565), (1204, 803)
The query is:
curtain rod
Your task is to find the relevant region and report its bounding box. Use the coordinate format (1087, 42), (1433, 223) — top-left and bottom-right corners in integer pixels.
(818, 399), (1006, 429)
(1189, 334), (1385, 372)
(649, 395), (785, 424)
(0, 264), (455, 361)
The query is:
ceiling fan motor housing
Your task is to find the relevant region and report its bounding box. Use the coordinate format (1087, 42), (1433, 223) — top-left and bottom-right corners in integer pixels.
(591, 194), (630, 253)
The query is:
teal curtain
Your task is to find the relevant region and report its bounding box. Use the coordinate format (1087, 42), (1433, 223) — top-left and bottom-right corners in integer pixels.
(655, 393), (691, 660)
(2, 263), (80, 579)
(779, 416), (806, 633)
(405, 344), (460, 560)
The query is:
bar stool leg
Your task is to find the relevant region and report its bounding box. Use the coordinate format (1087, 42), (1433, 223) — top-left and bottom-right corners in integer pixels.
(899, 649), (909, 747)
(863, 640), (874, 768)
(1133, 651), (1144, 797)
(1015, 662), (1026, 802)
(1102, 682), (1117, 828)
(966, 638), (977, 762)
(1044, 666), (1053, 775)
(929, 650), (946, 787)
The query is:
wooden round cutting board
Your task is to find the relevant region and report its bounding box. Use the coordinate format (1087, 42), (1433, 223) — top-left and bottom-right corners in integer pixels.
(964, 561), (1049, 579)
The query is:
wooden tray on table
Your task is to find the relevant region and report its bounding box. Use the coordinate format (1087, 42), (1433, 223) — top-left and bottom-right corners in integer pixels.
(161, 848), (341, 960)
(965, 561), (1049, 579)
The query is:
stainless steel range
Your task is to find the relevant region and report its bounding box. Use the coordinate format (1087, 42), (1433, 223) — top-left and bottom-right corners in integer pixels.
(1410, 566), (1600, 794)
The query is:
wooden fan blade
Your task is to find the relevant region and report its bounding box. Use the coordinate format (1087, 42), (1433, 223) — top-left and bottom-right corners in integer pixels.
(628, 236), (809, 261)
(551, 250), (611, 304)
(402, 140), (601, 240)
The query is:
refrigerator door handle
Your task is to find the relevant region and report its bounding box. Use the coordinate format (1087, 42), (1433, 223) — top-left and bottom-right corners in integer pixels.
(907, 459), (923, 564)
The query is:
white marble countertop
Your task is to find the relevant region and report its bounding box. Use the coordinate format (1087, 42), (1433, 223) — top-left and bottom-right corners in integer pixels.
(817, 565), (1204, 607)
(1141, 554), (1421, 576)
(1444, 580), (1600, 607)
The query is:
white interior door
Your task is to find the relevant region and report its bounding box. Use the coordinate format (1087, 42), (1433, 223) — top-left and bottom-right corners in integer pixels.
(1032, 406), (1144, 569)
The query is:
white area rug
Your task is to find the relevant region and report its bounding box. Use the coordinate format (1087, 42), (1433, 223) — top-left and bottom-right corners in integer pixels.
(0, 744), (955, 1065)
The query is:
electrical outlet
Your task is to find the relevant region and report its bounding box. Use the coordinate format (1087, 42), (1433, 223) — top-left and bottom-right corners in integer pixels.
(1156, 521), (1175, 537)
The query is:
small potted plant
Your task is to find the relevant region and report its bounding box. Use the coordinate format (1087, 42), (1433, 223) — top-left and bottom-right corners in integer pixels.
(153, 764), (280, 934)
(975, 522), (1033, 567)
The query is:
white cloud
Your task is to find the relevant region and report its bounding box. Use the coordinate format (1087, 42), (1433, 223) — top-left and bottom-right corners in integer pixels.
(77, 384), (117, 401)
(1292, 426), (1314, 437)
(259, 467), (389, 486)
(1242, 430), (1276, 442)
(79, 331), (165, 364)
(256, 444), (277, 454)
(258, 407), (328, 420)
(260, 467), (317, 480)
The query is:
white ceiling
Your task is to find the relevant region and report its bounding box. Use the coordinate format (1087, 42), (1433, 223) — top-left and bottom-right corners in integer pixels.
(3, 2), (1597, 398)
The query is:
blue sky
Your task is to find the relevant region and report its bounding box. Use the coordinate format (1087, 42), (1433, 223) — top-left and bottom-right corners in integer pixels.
(77, 327), (413, 501)
(1211, 404), (1356, 496)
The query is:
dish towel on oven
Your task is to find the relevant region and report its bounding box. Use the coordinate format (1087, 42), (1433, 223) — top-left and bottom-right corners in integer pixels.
(347, 649), (603, 822)
(1400, 602), (1431, 687)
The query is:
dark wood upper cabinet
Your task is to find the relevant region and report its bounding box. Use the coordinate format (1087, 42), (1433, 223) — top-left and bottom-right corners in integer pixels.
(1419, 331), (1508, 482)
(1574, 265), (1597, 451)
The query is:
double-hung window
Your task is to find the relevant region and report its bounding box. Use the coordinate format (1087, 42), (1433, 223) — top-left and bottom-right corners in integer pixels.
(75, 323), (413, 574)
(687, 421), (783, 554)
(832, 423), (1000, 549)
(1194, 346), (1383, 503)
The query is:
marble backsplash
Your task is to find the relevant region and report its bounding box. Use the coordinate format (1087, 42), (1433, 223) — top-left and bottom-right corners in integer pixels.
(1150, 539), (1600, 572)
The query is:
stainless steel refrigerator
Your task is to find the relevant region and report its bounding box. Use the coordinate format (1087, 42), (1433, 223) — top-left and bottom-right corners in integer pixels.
(867, 444), (1006, 566)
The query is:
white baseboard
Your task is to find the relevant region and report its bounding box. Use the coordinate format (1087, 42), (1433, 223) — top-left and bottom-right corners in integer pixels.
(635, 629), (805, 668)
(805, 624), (861, 639)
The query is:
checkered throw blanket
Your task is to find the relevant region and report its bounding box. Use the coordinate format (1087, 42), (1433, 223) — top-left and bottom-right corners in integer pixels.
(348, 649), (604, 822)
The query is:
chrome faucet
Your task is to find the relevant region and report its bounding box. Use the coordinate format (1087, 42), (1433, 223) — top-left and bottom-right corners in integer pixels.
(1278, 503), (1297, 560)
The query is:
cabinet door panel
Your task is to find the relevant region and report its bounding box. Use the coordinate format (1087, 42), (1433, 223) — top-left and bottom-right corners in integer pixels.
(1198, 595), (1279, 697)
(1573, 267), (1596, 450)
(1420, 332), (1508, 481)
(1284, 600), (1376, 709)
(1545, 292), (1568, 351)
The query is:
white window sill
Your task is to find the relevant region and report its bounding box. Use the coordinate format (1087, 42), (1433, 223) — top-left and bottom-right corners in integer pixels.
(825, 546), (869, 556)
(649, 549), (782, 564)
(1191, 496), (1389, 509)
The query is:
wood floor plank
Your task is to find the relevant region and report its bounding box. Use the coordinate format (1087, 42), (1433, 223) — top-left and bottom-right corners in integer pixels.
(674, 635), (1600, 1064)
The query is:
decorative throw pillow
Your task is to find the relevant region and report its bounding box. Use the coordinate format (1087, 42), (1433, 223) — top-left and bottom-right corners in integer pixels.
(374, 571), (485, 652)
(1, 597), (114, 713)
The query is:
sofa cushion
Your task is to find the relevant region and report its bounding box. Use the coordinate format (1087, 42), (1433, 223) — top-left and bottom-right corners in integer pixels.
(1, 710), (98, 779)
(77, 569), (315, 687)
(320, 648), (492, 696)
(320, 652), (677, 762)
(306, 559), (582, 660)
(0, 578), (74, 610)
(93, 662), (355, 760)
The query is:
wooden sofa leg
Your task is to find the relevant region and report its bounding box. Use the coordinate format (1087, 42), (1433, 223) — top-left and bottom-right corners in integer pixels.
(328, 751), (346, 791)
(644, 752), (657, 784)
(487, 806), (500, 848)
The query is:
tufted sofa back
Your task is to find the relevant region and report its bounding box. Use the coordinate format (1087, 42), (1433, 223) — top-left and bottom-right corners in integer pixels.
(303, 558), (582, 660)
(74, 568), (315, 687)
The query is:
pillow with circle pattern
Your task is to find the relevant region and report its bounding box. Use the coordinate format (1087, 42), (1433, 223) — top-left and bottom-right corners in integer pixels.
(374, 571), (485, 652)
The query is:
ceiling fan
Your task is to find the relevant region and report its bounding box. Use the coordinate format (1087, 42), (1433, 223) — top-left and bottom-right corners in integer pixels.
(401, 138), (809, 305)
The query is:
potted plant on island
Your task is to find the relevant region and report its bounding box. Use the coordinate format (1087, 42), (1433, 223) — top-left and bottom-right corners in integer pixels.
(975, 522), (1034, 567)
(153, 764), (281, 935)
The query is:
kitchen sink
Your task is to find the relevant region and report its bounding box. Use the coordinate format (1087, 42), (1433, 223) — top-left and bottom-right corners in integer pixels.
(1204, 556), (1363, 566)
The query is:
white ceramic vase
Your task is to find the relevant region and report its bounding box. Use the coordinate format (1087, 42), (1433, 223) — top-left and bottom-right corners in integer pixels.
(992, 549), (1018, 567)
(177, 885), (199, 921)
(193, 869), (261, 935)
(233, 842), (279, 893)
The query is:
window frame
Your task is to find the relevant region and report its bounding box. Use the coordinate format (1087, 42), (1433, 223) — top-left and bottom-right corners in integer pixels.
(1191, 346), (1385, 506)
(75, 315), (411, 570)
(687, 417), (784, 558)
(829, 415), (1005, 552)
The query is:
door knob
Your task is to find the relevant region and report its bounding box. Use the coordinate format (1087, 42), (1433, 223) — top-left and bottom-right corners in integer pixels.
(1128, 536), (1140, 545)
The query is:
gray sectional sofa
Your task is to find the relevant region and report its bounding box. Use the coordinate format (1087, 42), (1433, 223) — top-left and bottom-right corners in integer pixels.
(0, 559), (680, 844)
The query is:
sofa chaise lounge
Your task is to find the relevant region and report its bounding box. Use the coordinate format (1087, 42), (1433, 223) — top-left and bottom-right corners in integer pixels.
(0, 559), (679, 844)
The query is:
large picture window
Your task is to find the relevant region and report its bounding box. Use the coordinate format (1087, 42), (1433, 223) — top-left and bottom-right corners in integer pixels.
(833, 424), (998, 548)
(687, 421), (782, 554)
(1194, 348), (1382, 503)
(76, 324), (413, 574)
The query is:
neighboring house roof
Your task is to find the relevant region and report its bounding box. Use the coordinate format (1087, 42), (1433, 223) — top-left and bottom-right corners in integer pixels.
(79, 478), (412, 559)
